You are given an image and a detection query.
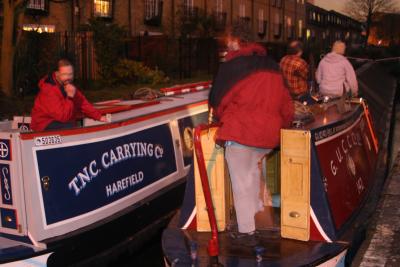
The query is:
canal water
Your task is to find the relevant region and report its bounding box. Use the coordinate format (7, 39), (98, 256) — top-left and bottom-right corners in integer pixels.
(108, 231), (165, 267)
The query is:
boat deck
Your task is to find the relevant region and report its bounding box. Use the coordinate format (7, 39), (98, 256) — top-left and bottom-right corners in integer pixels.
(163, 215), (347, 267)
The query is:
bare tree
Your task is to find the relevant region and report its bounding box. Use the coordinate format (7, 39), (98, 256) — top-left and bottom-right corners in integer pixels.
(1, 0), (27, 96)
(344, 0), (398, 46)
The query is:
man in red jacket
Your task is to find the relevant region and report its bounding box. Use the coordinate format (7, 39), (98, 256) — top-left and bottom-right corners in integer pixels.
(31, 59), (107, 131)
(209, 29), (294, 245)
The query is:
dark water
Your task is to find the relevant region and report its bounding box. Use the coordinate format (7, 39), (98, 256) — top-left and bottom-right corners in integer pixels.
(109, 232), (165, 267)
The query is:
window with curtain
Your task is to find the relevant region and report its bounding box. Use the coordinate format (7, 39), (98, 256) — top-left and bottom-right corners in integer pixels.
(298, 20), (303, 38)
(239, 2), (246, 18)
(273, 13), (281, 37)
(287, 17), (293, 39)
(144, 0), (163, 26)
(215, 0), (223, 13)
(94, 0), (113, 18)
(183, 0), (194, 17)
(258, 9), (265, 34)
(145, 0), (162, 20)
(214, 0), (226, 31)
(26, 0), (48, 14)
(27, 0), (46, 11)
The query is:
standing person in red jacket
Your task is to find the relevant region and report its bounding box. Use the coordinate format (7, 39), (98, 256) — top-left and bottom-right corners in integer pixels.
(31, 59), (107, 131)
(209, 27), (294, 245)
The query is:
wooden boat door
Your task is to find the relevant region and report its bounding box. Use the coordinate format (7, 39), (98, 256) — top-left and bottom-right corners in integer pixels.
(280, 129), (311, 241)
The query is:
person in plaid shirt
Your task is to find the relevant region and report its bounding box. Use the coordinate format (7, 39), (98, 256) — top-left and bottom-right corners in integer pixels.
(280, 41), (313, 104)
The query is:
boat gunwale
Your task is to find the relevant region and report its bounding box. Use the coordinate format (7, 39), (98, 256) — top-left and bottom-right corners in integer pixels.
(19, 100), (208, 140)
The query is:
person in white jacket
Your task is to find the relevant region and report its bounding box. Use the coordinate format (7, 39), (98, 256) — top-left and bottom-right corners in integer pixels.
(316, 41), (358, 97)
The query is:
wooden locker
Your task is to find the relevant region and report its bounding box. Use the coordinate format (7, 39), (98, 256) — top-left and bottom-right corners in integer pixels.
(280, 129), (311, 241)
(194, 127), (230, 232)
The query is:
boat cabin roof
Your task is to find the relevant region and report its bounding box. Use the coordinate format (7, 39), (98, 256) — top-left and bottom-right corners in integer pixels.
(0, 90), (209, 135)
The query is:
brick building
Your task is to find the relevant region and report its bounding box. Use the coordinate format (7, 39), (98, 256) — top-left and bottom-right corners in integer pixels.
(305, 2), (363, 49)
(21, 0), (309, 43)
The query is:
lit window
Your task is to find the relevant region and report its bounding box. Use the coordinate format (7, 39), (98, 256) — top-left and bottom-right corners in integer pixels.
(298, 20), (303, 38)
(27, 0), (46, 11)
(23, 24), (55, 33)
(306, 29), (311, 40)
(94, 0), (112, 18)
(287, 17), (292, 27)
(145, 0), (162, 20)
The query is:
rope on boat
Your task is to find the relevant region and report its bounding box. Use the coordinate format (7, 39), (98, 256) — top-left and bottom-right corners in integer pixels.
(132, 87), (164, 101)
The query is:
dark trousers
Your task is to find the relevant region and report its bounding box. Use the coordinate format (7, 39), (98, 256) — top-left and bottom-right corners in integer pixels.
(45, 121), (75, 130)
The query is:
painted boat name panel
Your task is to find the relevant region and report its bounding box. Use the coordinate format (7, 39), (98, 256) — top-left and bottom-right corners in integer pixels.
(313, 110), (377, 230)
(34, 123), (177, 225)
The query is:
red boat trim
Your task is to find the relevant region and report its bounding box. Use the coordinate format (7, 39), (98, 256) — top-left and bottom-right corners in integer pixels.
(97, 101), (161, 115)
(361, 100), (378, 153)
(193, 124), (220, 257)
(160, 81), (212, 96)
(310, 207), (332, 242)
(160, 81), (211, 92)
(94, 99), (122, 105)
(20, 101), (208, 140)
(181, 208), (197, 230)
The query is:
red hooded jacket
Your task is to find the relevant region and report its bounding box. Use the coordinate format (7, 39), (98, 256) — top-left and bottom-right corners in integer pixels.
(213, 43), (294, 148)
(30, 73), (102, 131)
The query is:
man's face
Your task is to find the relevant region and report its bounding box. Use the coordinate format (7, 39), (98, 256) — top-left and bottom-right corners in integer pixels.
(56, 65), (74, 85)
(226, 37), (240, 51)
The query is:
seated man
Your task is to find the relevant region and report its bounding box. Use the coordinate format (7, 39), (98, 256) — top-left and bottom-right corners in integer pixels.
(316, 41), (358, 98)
(31, 59), (107, 131)
(280, 41), (314, 104)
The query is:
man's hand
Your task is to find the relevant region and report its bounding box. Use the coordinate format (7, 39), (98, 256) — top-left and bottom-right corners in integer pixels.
(65, 83), (76, 98)
(99, 115), (108, 123)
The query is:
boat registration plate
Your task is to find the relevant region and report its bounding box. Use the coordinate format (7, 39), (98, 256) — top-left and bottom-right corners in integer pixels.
(34, 135), (62, 146)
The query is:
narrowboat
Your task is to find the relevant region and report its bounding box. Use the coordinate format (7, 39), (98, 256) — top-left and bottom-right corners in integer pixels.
(0, 82), (210, 266)
(161, 62), (398, 266)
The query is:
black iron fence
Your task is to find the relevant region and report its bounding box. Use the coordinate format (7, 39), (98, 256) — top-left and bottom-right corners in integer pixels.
(127, 35), (220, 79)
(14, 31), (220, 94)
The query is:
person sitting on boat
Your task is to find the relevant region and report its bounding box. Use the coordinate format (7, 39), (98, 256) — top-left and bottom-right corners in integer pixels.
(316, 41), (358, 98)
(280, 41), (315, 104)
(31, 59), (107, 131)
(209, 25), (294, 245)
